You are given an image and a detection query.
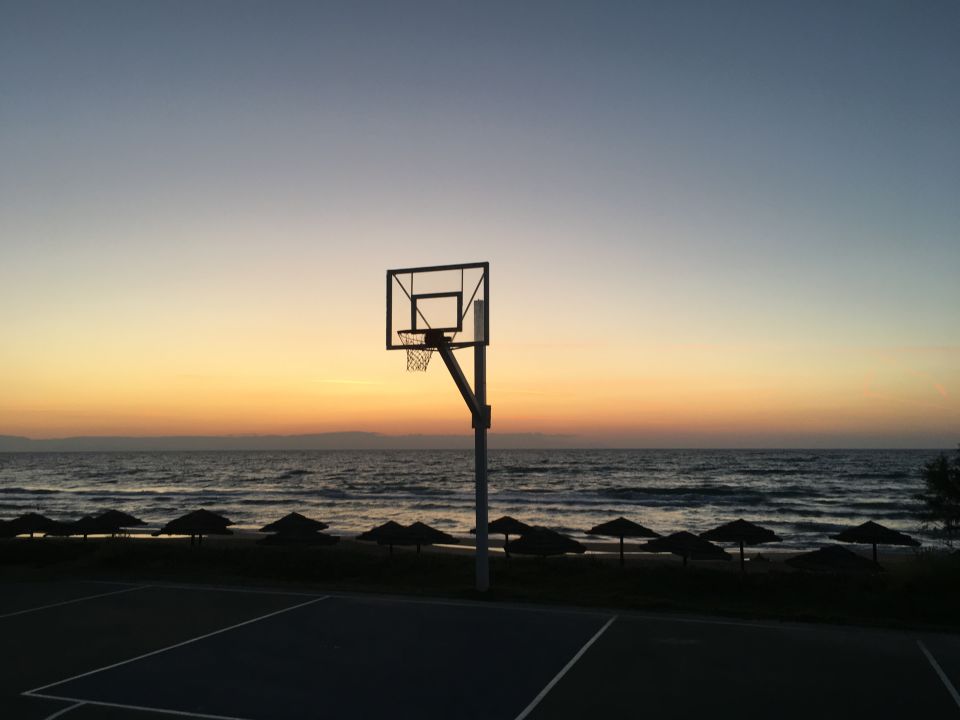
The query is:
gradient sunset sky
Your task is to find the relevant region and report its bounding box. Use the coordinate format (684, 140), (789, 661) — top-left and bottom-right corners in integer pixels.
(1, 1), (957, 447)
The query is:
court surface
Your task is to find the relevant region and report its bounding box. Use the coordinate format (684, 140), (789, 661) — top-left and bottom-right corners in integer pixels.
(2, 579), (959, 719)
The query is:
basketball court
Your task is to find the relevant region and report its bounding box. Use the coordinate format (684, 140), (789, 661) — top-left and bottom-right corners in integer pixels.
(3, 578), (960, 719)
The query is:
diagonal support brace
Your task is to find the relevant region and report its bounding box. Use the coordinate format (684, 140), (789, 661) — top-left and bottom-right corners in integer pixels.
(434, 342), (489, 427)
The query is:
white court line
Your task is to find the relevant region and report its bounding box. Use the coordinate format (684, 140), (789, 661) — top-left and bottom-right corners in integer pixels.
(29, 693), (252, 720)
(92, 579), (612, 617)
(513, 615), (618, 720)
(42, 701), (86, 720)
(130, 580), (615, 617)
(87, 578), (899, 632)
(90, 580), (324, 599)
(918, 640), (960, 710)
(135, 581), (819, 628)
(24, 595), (329, 696)
(0, 585), (148, 619)
(336, 590), (614, 616)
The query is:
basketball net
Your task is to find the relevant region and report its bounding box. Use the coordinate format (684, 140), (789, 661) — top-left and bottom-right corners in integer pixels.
(398, 331), (433, 372)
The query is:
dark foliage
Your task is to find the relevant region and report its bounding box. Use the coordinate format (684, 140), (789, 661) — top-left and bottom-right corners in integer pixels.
(916, 446), (960, 539)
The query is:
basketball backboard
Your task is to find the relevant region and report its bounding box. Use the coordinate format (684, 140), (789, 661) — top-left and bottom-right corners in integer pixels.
(386, 262), (489, 351)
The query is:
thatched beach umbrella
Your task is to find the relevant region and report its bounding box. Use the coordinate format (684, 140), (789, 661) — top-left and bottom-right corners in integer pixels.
(156, 509), (234, 545)
(47, 515), (111, 539)
(400, 521), (459, 554)
(357, 521), (408, 554)
(96, 510), (147, 534)
(258, 512), (337, 546)
(786, 544), (882, 573)
(830, 521), (919, 564)
(587, 517), (660, 566)
(258, 530), (339, 546)
(640, 531), (730, 567)
(259, 512), (329, 534)
(7, 512), (59, 538)
(504, 527), (586, 558)
(700, 519), (782, 572)
(470, 516), (532, 559)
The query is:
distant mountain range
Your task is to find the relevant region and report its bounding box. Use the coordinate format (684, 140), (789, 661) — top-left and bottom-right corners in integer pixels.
(0, 432), (594, 452)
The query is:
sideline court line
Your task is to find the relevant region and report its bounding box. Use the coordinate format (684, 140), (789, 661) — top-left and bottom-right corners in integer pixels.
(918, 640), (960, 710)
(23, 595), (330, 696)
(0, 585), (148, 619)
(28, 693), (253, 720)
(513, 614), (618, 720)
(42, 701), (86, 720)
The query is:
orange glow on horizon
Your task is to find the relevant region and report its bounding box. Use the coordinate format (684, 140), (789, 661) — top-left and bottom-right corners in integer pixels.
(2, 337), (956, 446)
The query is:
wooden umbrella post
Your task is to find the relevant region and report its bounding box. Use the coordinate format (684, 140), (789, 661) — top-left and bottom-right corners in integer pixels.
(619, 536), (625, 567)
(739, 539), (745, 573)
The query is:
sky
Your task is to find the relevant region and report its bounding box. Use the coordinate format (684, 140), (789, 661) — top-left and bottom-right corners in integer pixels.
(1, 0), (958, 448)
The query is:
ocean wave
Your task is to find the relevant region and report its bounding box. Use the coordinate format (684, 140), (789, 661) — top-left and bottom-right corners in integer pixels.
(840, 471), (914, 481)
(0, 487), (58, 495)
(598, 485), (760, 498)
(277, 469), (313, 480)
(734, 467), (808, 477)
(791, 521), (840, 533)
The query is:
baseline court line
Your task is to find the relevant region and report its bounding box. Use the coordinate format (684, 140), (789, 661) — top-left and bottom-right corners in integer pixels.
(336, 591), (613, 616)
(24, 595), (330, 695)
(0, 585), (148, 619)
(918, 640), (960, 711)
(118, 580), (611, 617)
(93, 579), (857, 631)
(86, 579), (325, 599)
(42, 701), (86, 720)
(29, 693), (252, 720)
(513, 615), (618, 720)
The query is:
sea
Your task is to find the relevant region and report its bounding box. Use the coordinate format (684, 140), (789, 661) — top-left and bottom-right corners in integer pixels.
(0, 449), (941, 551)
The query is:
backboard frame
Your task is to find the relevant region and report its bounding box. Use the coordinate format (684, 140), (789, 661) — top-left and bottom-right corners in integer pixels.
(386, 261), (489, 351)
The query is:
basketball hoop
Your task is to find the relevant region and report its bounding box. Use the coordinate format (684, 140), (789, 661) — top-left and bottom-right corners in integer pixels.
(386, 262), (491, 592)
(398, 330), (433, 371)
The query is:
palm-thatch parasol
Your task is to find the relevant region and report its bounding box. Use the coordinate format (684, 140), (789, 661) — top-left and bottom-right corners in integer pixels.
(7, 512), (60, 538)
(155, 509), (234, 545)
(640, 531), (730, 567)
(258, 512), (337, 546)
(830, 521), (920, 564)
(700, 519), (782, 572)
(587, 517), (660, 566)
(46, 515), (112, 539)
(786, 544), (882, 573)
(258, 530), (339, 546)
(96, 510), (147, 535)
(357, 520), (408, 554)
(504, 527), (586, 558)
(259, 512), (329, 534)
(399, 521), (459, 554)
(470, 516), (532, 559)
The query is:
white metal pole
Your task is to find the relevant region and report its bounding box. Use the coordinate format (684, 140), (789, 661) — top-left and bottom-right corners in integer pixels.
(474, 300), (489, 592)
